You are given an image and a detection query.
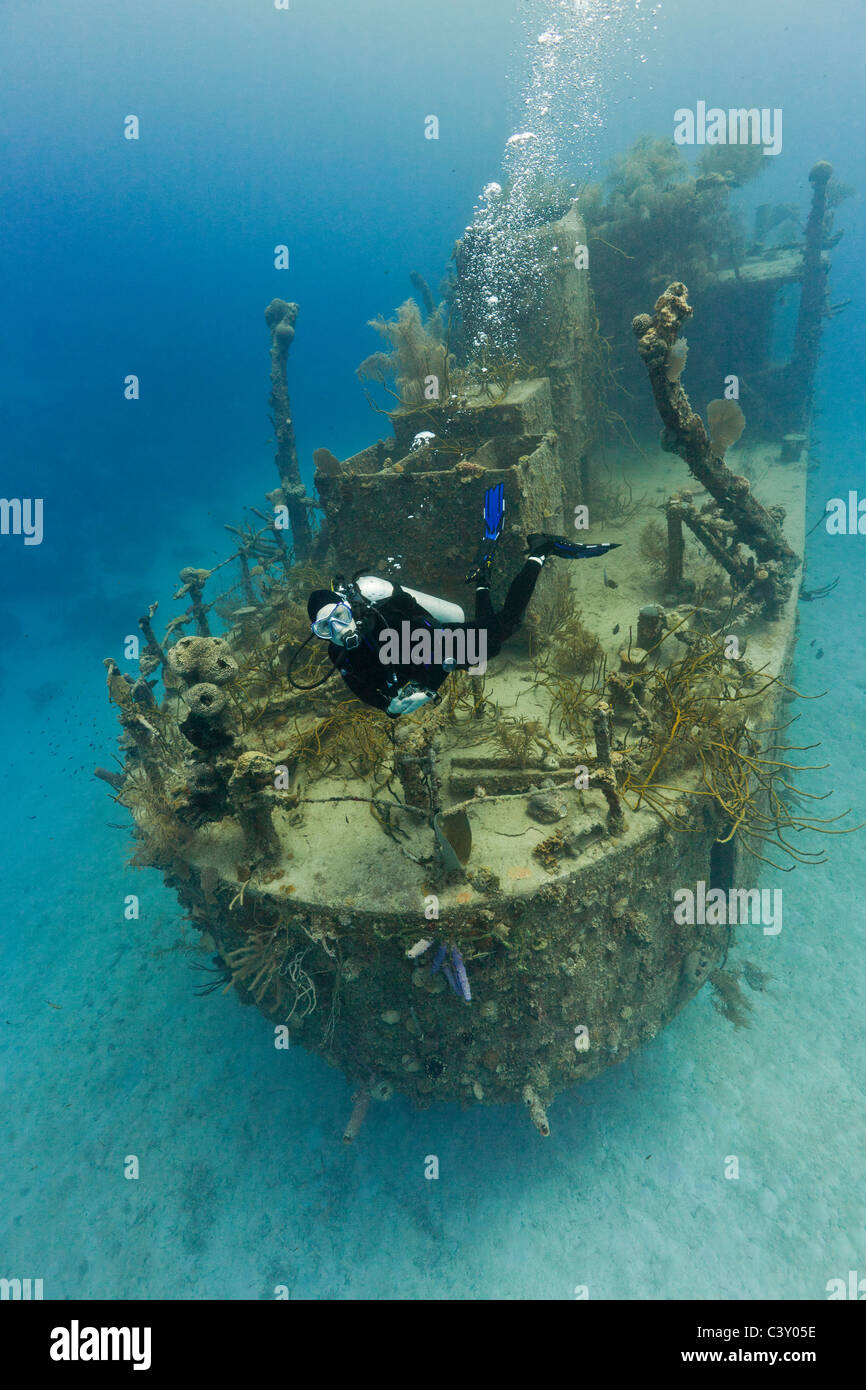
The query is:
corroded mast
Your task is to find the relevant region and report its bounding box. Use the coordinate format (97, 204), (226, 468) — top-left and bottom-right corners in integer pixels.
(786, 161), (833, 436)
(265, 298), (314, 562)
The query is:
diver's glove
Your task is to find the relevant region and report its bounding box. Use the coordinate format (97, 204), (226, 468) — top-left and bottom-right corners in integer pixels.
(386, 683), (438, 718)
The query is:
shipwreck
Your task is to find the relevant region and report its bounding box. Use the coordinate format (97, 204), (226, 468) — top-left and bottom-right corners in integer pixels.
(98, 149), (851, 1139)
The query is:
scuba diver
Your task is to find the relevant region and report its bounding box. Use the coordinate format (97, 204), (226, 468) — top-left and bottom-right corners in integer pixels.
(296, 483), (619, 718)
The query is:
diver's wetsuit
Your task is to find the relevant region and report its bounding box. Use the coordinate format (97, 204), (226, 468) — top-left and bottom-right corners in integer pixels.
(472, 562), (540, 652)
(326, 562), (542, 716)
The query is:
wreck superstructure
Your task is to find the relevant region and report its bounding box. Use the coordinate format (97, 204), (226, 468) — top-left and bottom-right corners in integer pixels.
(99, 157), (848, 1139)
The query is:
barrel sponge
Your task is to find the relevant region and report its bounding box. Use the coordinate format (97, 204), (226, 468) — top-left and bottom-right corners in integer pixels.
(183, 682), (228, 721)
(706, 399), (746, 455)
(178, 682), (235, 753)
(167, 636), (238, 686)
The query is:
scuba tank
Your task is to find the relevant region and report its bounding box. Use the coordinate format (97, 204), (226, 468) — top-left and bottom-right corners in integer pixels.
(353, 575), (465, 625)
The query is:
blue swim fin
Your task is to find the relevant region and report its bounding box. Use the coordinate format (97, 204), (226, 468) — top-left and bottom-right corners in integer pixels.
(483, 482), (506, 541)
(466, 483), (506, 584)
(526, 533), (621, 561)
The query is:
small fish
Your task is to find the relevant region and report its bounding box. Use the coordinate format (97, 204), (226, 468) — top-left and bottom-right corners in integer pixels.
(430, 944), (447, 975)
(815, 648), (824, 660)
(603, 569), (618, 589)
(612, 623), (620, 635)
(809, 638), (816, 647)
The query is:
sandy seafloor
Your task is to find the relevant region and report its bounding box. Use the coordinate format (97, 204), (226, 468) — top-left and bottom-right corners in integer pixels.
(2, 421), (864, 1302)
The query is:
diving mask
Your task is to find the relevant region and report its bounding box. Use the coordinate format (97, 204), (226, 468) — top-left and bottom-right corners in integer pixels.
(311, 600), (360, 649)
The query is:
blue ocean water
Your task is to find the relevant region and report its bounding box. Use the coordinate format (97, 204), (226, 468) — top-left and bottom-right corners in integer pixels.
(1, 0), (864, 1300)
